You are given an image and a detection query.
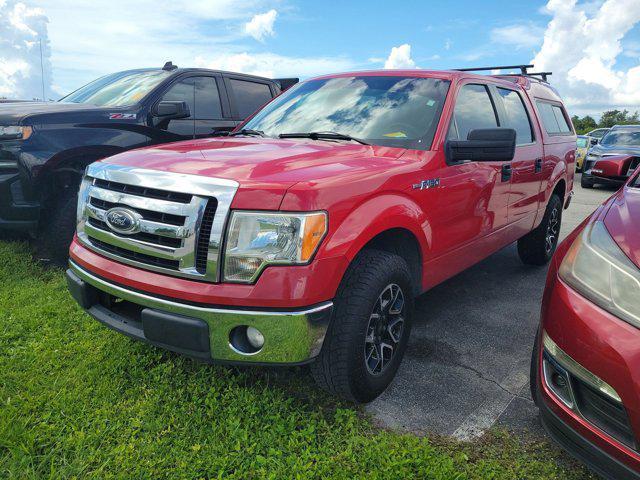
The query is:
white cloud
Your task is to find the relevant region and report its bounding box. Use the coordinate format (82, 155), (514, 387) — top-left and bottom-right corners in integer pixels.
(244, 9), (277, 42)
(532, 0), (640, 113)
(195, 52), (355, 79)
(384, 44), (416, 69)
(0, 0), (52, 100)
(491, 23), (545, 50)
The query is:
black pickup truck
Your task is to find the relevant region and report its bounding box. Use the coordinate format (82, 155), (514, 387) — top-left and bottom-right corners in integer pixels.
(0, 62), (296, 263)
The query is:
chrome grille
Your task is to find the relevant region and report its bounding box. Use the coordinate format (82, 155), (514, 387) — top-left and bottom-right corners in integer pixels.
(77, 163), (238, 282)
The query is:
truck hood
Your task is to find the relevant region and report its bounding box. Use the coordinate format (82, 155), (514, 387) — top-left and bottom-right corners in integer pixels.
(103, 137), (407, 185)
(591, 143), (640, 157)
(605, 184), (640, 268)
(101, 137), (409, 210)
(0, 101), (123, 124)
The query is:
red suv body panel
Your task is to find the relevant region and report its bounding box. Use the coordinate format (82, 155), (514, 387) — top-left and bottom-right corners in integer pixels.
(535, 173), (640, 478)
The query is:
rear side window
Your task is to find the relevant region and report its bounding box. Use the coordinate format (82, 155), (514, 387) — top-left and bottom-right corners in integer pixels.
(161, 76), (222, 119)
(497, 88), (533, 145)
(553, 105), (572, 133)
(449, 84), (498, 140)
(229, 79), (273, 118)
(536, 100), (572, 135)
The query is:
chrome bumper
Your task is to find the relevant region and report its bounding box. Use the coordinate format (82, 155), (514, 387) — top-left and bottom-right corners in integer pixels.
(67, 260), (333, 365)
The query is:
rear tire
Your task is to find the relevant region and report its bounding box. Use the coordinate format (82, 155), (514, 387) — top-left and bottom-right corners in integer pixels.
(310, 249), (414, 403)
(517, 194), (562, 266)
(36, 190), (78, 266)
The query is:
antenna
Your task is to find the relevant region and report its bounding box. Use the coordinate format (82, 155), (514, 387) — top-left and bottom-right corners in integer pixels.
(39, 38), (45, 101)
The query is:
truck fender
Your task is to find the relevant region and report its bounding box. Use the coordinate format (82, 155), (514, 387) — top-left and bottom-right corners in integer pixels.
(41, 145), (126, 202)
(322, 193), (430, 281)
(545, 160), (569, 205)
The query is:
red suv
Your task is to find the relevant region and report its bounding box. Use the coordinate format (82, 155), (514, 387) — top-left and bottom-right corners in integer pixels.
(66, 67), (576, 402)
(532, 171), (640, 479)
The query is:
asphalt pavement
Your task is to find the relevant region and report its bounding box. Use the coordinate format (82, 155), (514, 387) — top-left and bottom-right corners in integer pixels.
(366, 175), (616, 439)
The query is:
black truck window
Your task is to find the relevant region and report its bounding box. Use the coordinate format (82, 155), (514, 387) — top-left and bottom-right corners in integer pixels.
(229, 79), (273, 118)
(161, 77), (222, 120)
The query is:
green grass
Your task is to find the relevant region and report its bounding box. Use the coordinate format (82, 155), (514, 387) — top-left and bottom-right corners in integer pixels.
(0, 241), (594, 479)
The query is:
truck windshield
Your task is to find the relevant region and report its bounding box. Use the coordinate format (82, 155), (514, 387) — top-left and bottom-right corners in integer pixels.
(243, 76), (451, 150)
(60, 70), (172, 107)
(600, 129), (640, 147)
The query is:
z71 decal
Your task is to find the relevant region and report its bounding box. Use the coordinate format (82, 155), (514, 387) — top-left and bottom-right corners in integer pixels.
(109, 113), (137, 120)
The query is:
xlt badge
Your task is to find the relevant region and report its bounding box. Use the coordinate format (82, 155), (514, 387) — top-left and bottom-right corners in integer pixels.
(413, 178), (441, 190)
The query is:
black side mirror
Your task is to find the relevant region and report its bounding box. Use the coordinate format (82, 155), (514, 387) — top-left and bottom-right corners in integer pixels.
(155, 101), (190, 119)
(590, 137), (599, 146)
(446, 128), (516, 164)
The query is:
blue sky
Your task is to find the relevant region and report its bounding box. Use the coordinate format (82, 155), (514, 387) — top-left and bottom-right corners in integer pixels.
(1, 0), (639, 117)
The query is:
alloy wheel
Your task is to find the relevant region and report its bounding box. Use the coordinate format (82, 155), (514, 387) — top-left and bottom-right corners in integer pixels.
(364, 283), (405, 376)
(546, 207), (560, 254)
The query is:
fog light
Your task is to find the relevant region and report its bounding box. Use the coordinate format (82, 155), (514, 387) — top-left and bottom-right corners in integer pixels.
(543, 353), (574, 409)
(229, 326), (264, 355)
(246, 326), (264, 349)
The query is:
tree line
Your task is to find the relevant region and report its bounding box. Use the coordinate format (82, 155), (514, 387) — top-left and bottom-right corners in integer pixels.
(572, 109), (640, 135)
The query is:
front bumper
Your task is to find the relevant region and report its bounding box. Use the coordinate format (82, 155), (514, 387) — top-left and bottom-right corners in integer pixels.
(0, 169), (39, 232)
(67, 260), (333, 365)
(538, 273), (640, 475)
(582, 171), (627, 186)
(539, 391), (640, 480)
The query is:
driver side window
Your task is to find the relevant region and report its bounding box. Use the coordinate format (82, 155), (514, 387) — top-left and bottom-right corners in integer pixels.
(449, 84), (499, 140)
(161, 78), (195, 119)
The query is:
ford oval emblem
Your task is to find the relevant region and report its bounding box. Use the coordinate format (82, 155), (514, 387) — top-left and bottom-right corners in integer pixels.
(105, 207), (140, 234)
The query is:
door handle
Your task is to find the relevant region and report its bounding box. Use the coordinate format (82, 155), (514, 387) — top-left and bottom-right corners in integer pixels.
(535, 158), (543, 173)
(501, 164), (512, 182)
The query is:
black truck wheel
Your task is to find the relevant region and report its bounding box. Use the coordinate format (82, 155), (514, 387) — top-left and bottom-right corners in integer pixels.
(37, 190), (78, 266)
(517, 194), (563, 266)
(310, 249), (414, 403)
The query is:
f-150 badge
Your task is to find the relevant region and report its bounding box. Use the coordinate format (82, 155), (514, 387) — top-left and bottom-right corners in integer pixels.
(413, 178), (441, 190)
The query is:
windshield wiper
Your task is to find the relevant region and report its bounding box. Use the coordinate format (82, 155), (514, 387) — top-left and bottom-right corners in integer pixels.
(279, 131), (369, 145)
(229, 129), (265, 137)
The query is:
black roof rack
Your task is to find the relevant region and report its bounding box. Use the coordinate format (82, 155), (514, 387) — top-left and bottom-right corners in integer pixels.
(454, 64), (552, 82)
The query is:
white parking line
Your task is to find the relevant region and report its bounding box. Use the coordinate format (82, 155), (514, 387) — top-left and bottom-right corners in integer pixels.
(452, 369), (529, 441)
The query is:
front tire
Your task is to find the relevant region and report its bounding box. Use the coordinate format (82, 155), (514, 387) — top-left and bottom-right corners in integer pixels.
(581, 174), (594, 189)
(36, 190), (78, 266)
(311, 249), (414, 403)
(517, 194), (562, 266)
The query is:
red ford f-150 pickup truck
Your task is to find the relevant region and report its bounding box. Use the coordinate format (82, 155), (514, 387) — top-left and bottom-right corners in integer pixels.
(66, 68), (576, 402)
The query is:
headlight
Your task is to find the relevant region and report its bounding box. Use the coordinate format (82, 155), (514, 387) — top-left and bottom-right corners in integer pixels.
(559, 221), (640, 327)
(223, 211), (327, 283)
(0, 126), (32, 140)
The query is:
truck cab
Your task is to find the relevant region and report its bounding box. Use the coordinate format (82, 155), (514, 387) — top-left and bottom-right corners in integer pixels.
(0, 62), (293, 263)
(66, 66), (575, 402)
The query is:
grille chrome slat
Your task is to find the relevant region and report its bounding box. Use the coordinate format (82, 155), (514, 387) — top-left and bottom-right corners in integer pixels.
(89, 197), (186, 226)
(77, 163), (239, 282)
(89, 186), (196, 216)
(85, 203), (191, 239)
(84, 223), (181, 258)
(87, 218), (183, 248)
